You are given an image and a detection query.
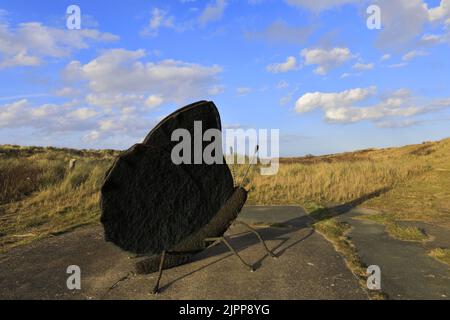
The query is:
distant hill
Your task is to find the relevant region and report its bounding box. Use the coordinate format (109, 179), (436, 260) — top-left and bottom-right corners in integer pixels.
(280, 139), (448, 165)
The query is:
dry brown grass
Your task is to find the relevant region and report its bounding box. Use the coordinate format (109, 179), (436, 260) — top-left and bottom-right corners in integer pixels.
(429, 248), (450, 266)
(363, 139), (450, 227)
(238, 156), (429, 206)
(1, 138), (449, 253)
(229, 139), (449, 216)
(0, 158), (66, 204)
(0, 146), (116, 252)
(313, 218), (386, 300)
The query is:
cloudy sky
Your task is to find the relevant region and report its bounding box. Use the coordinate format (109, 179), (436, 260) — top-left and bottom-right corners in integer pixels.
(0, 0), (450, 156)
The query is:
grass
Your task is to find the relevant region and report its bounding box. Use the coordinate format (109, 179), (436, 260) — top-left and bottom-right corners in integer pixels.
(242, 158), (429, 206)
(231, 138), (450, 234)
(386, 224), (428, 242)
(1, 139), (450, 300)
(0, 157), (66, 204)
(236, 138), (449, 296)
(312, 215), (386, 300)
(363, 142), (450, 227)
(1, 138), (450, 255)
(0, 146), (117, 252)
(356, 214), (429, 242)
(429, 248), (450, 266)
(232, 139), (444, 207)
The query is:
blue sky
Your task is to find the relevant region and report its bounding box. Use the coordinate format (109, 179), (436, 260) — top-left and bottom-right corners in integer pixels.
(0, 0), (449, 156)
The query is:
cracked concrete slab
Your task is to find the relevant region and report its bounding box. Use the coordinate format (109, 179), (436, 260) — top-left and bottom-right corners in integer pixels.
(337, 208), (450, 300)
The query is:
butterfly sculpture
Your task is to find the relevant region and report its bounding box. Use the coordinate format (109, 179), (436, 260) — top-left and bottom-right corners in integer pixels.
(100, 101), (276, 294)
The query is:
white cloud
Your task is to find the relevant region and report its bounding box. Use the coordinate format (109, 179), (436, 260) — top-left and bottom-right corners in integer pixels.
(352, 62), (374, 71)
(402, 50), (429, 61)
(420, 15), (450, 45)
(207, 85), (225, 95)
(280, 95), (292, 106)
(199, 0), (227, 26)
(0, 93), (50, 101)
(245, 20), (312, 44)
(54, 87), (80, 97)
(376, 119), (421, 128)
(295, 86), (377, 114)
(236, 87), (252, 96)
(340, 72), (362, 79)
(276, 80), (290, 89)
(0, 99), (98, 131)
(428, 0), (450, 22)
(0, 22), (118, 69)
(68, 108), (98, 120)
(388, 62), (408, 68)
(150, 8), (174, 30)
(145, 95), (164, 108)
(13, 48), (224, 143)
(285, 0), (450, 51)
(266, 56), (297, 73)
(0, 50), (40, 68)
(285, 0), (358, 12)
(90, 114), (152, 141)
(86, 93), (150, 111)
(420, 33), (446, 45)
(0, 98), (156, 144)
(84, 130), (101, 141)
(279, 86), (300, 106)
(380, 54), (391, 61)
(64, 49), (223, 103)
(142, 8), (176, 37)
(374, 0), (450, 49)
(301, 47), (355, 75)
(294, 86), (450, 125)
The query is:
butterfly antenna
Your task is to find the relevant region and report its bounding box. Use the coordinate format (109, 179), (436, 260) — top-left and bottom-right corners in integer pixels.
(239, 145), (259, 188)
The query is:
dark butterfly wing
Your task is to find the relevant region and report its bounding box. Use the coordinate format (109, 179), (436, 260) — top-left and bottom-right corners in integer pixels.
(143, 100), (221, 148)
(100, 101), (234, 255)
(143, 101), (234, 239)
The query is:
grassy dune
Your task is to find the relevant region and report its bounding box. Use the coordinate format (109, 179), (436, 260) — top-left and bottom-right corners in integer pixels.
(235, 138), (450, 269)
(0, 146), (117, 252)
(1, 138), (449, 254)
(238, 138), (450, 225)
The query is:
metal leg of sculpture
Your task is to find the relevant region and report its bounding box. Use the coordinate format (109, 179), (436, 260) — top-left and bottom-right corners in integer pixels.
(234, 221), (277, 259)
(152, 250), (166, 295)
(205, 237), (254, 272)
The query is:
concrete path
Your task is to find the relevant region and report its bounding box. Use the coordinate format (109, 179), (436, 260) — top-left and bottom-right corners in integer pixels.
(336, 208), (450, 300)
(0, 206), (367, 300)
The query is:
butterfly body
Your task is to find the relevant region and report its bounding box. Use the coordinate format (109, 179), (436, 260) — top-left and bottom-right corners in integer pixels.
(170, 186), (248, 252)
(134, 186), (248, 274)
